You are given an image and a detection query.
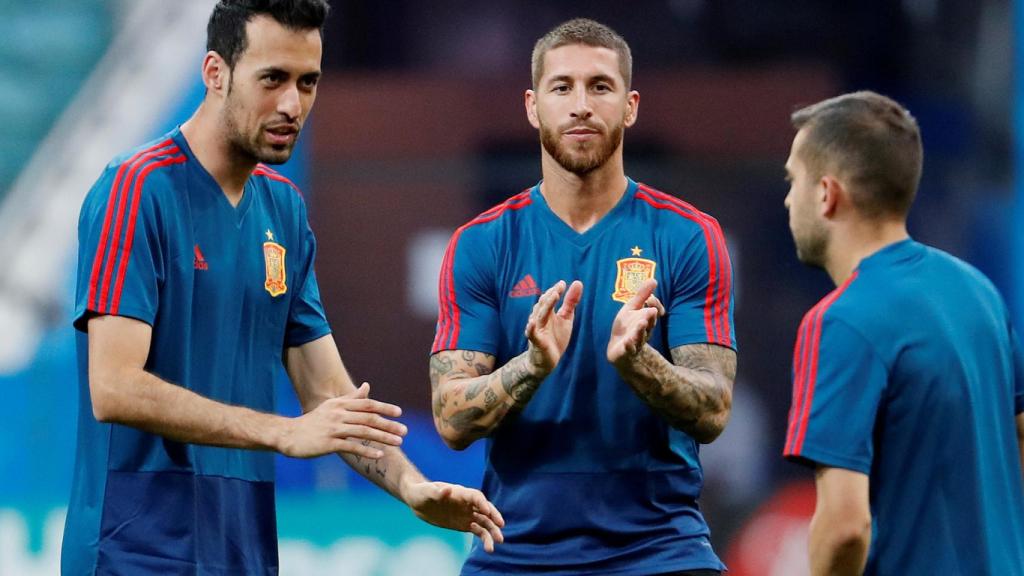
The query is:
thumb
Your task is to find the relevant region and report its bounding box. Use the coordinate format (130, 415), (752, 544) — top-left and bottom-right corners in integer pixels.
(625, 279), (657, 310)
(351, 382), (370, 398)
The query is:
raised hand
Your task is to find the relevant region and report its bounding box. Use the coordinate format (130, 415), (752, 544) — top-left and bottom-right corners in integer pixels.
(524, 280), (584, 376)
(607, 279), (665, 366)
(405, 481), (506, 553)
(278, 382), (408, 459)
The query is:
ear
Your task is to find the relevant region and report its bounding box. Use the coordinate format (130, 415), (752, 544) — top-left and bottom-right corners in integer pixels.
(623, 90), (640, 127)
(525, 89), (540, 129)
(819, 175), (844, 219)
(201, 51), (229, 96)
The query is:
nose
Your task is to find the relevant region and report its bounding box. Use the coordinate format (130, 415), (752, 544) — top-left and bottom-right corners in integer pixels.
(277, 84), (301, 121)
(570, 87), (593, 120)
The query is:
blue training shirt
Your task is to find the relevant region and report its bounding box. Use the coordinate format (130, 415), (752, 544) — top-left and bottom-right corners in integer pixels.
(784, 239), (1024, 575)
(63, 127), (331, 575)
(433, 179), (736, 575)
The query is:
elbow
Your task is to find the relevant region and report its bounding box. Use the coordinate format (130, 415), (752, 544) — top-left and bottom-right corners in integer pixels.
(690, 399), (732, 444)
(435, 424), (474, 451)
(824, 518), (872, 561)
(430, 407), (475, 451)
(89, 369), (131, 423)
(690, 418), (726, 444)
(89, 379), (120, 423)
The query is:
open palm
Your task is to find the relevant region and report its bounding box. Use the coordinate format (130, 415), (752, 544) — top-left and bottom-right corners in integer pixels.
(524, 280), (584, 374)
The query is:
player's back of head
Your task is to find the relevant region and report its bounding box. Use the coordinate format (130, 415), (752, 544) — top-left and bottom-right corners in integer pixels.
(791, 91), (922, 219)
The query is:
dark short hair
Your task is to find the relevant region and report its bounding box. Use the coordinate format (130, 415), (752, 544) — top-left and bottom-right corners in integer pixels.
(531, 18), (633, 89)
(791, 91), (923, 218)
(207, 0), (330, 69)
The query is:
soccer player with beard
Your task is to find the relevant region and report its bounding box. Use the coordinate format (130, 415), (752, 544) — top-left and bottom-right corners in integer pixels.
(429, 18), (736, 576)
(64, 1), (504, 574)
(781, 91), (1024, 575)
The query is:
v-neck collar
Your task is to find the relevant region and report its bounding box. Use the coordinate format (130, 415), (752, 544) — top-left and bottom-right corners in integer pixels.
(172, 127), (254, 225)
(532, 178), (637, 247)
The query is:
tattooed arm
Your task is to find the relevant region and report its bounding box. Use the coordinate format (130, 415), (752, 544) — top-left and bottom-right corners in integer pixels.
(430, 280), (584, 450)
(607, 279), (736, 443)
(430, 349), (544, 450)
(614, 344), (736, 443)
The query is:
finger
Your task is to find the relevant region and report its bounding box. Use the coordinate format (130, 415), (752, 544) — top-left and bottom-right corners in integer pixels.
(642, 307), (659, 329)
(532, 282), (565, 326)
(333, 439), (384, 459)
(524, 317), (536, 340)
(470, 521), (495, 553)
(625, 279), (657, 310)
(336, 397), (403, 418)
(556, 280), (584, 319)
(473, 511), (505, 544)
(336, 424), (404, 446)
(472, 492), (505, 527)
(340, 411), (408, 436)
(644, 294), (666, 317)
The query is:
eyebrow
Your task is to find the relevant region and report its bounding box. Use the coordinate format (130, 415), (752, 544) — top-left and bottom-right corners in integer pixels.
(546, 74), (618, 86)
(255, 66), (322, 79)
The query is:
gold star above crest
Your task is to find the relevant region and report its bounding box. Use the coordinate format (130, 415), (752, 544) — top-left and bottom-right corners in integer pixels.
(630, 245), (643, 256)
(265, 229), (274, 241)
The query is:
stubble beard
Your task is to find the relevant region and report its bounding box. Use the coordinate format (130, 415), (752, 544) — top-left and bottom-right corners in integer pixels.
(222, 88), (296, 166)
(793, 221), (830, 269)
(540, 119), (624, 176)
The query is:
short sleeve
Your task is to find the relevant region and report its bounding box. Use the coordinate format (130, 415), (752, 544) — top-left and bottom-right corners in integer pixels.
(1011, 322), (1024, 415)
(432, 225), (499, 354)
(74, 165), (164, 332)
(284, 203), (331, 347)
(784, 315), (887, 474)
(665, 219), (736, 350)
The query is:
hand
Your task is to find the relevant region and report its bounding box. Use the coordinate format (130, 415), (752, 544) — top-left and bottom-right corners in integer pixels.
(278, 383), (407, 459)
(607, 279), (665, 366)
(524, 280), (584, 376)
(405, 481), (506, 553)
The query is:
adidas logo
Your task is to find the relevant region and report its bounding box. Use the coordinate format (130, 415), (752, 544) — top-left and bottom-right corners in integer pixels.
(193, 244), (209, 271)
(509, 274), (541, 298)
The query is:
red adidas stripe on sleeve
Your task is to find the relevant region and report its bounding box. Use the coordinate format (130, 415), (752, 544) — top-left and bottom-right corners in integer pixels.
(87, 142), (185, 315)
(635, 185), (733, 347)
(783, 272), (859, 457)
(432, 191), (532, 353)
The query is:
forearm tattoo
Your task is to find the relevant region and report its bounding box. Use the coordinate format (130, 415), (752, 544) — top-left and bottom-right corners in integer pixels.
(430, 349), (543, 441)
(617, 343), (736, 443)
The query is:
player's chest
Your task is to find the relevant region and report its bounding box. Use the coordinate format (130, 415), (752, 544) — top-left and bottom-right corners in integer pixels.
(496, 233), (668, 327)
(171, 200), (298, 319)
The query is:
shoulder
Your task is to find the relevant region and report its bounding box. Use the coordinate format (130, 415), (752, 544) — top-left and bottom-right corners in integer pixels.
(252, 164), (306, 206)
(800, 272), (864, 333)
(632, 183), (722, 239)
(84, 135), (187, 211)
(451, 188), (534, 244)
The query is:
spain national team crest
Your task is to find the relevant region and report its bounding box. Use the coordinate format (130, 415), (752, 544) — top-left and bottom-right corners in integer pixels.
(611, 246), (656, 303)
(263, 230), (287, 297)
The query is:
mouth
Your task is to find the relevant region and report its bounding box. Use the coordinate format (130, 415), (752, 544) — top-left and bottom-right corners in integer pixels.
(563, 126), (600, 142)
(264, 125), (299, 146)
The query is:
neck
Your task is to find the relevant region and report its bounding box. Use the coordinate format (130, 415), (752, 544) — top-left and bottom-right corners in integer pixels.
(824, 218), (909, 285)
(539, 149), (628, 233)
(180, 102), (256, 207)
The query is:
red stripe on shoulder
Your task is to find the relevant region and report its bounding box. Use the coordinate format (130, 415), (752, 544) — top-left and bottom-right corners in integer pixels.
(88, 140), (176, 312)
(784, 271), (859, 457)
(635, 185), (733, 346)
(254, 165), (303, 197)
(109, 153), (187, 314)
(433, 190), (533, 353)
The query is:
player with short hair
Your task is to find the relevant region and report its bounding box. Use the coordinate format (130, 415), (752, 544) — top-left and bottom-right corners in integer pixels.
(62, 1), (503, 574)
(782, 90), (1024, 575)
(430, 18), (736, 576)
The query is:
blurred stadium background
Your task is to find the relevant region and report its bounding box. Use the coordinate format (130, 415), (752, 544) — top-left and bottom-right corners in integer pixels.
(0, 0), (1018, 574)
